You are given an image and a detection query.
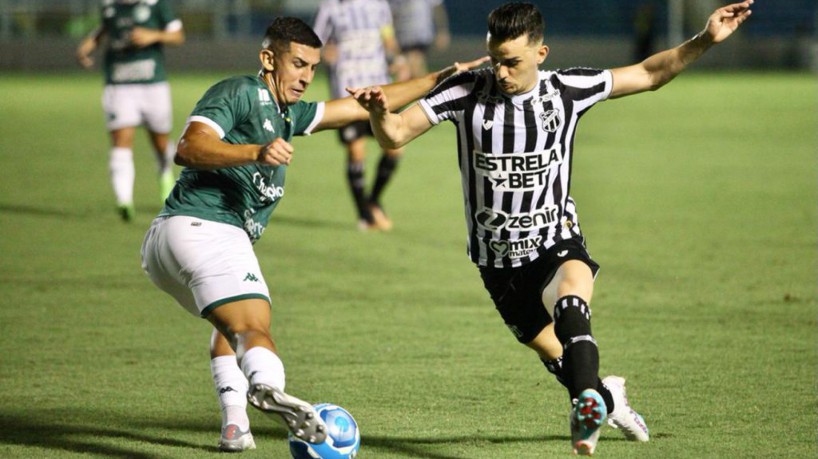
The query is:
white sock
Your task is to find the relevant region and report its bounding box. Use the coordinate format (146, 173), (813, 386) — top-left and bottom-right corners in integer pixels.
(158, 141), (175, 176)
(211, 355), (250, 430)
(109, 147), (135, 205)
(239, 346), (286, 392)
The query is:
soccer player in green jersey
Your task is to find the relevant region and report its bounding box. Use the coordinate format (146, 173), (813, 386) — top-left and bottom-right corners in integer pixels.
(76, 0), (185, 221)
(140, 16), (485, 452)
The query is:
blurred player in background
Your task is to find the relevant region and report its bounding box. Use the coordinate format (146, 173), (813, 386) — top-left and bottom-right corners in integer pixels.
(348, 0), (752, 455)
(76, 0), (185, 222)
(313, 0), (409, 231)
(140, 16), (484, 452)
(389, 0), (451, 78)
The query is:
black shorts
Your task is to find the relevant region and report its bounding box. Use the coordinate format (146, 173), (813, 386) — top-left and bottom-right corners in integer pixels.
(478, 238), (600, 344)
(401, 43), (431, 53)
(337, 120), (373, 144)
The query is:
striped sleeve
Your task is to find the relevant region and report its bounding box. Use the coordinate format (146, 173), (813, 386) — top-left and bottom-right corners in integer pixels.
(418, 70), (482, 125)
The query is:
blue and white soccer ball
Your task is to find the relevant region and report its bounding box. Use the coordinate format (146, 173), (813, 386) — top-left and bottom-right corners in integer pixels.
(288, 403), (360, 459)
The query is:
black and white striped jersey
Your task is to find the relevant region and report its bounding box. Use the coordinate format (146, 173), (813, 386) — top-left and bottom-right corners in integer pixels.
(418, 67), (613, 268)
(313, 0), (394, 99)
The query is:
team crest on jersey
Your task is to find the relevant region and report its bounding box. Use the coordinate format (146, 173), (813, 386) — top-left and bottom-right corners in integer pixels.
(133, 4), (151, 23)
(540, 109), (561, 132)
(482, 119), (494, 130)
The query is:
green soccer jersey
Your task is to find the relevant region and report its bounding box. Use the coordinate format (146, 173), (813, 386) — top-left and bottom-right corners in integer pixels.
(160, 75), (322, 243)
(101, 0), (180, 84)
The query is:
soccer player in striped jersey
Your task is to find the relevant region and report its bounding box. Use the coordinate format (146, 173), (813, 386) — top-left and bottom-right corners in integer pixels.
(349, 1), (753, 455)
(140, 16), (485, 452)
(313, 0), (410, 231)
(76, 0), (185, 221)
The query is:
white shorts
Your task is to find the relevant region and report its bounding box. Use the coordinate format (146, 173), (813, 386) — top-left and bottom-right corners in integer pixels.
(140, 215), (270, 317)
(102, 82), (173, 133)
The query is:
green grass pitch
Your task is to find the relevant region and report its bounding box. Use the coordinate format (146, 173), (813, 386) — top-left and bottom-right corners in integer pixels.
(0, 70), (815, 458)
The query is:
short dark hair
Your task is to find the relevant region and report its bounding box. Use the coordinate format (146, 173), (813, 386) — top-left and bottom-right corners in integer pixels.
(487, 2), (544, 44)
(262, 17), (323, 53)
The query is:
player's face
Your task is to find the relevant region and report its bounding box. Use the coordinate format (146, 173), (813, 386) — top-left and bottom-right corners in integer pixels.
(265, 43), (321, 106)
(486, 33), (548, 95)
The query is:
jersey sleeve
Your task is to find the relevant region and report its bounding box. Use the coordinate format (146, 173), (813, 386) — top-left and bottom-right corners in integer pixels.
(290, 100), (324, 136)
(156, 0), (182, 31)
(553, 68), (613, 111)
(188, 78), (253, 139)
(418, 70), (481, 125)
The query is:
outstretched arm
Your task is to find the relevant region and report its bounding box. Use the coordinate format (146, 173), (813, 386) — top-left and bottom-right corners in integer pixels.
(176, 121), (293, 170)
(76, 26), (106, 69)
(130, 24), (185, 48)
(610, 0), (752, 98)
(314, 56), (488, 132)
(345, 86), (434, 149)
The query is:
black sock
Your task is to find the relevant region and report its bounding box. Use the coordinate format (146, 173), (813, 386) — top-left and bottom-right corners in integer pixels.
(541, 356), (570, 390)
(347, 160), (370, 221)
(541, 356), (614, 412)
(553, 295), (599, 400)
(368, 154), (399, 207)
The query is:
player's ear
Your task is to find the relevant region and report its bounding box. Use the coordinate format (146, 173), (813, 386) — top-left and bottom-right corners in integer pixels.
(259, 49), (275, 71)
(537, 44), (549, 65)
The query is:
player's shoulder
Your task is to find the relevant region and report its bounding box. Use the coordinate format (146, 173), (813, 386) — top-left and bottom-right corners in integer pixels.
(196, 76), (264, 108)
(207, 75), (261, 94)
(436, 67), (491, 91)
(545, 67), (610, 87)
(550, 67), (607, 79)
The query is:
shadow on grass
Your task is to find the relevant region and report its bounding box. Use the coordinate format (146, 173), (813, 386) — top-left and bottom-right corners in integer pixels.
(0, 203), (92, 219)
(272, 214), (351, 231)
(359, 433), (569, 459)
(0, 411), (624, 458)
(0, 413), (216, 458)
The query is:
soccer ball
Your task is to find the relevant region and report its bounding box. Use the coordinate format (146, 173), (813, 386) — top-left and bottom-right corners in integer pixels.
(288, 403), (360, 459)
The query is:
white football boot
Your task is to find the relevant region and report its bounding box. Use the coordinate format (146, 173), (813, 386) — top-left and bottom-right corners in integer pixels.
(218, 424), (256, 452)
(602, 375), (649, 442)
(247, 383), (327, 444)
(571, 389), (607, 455)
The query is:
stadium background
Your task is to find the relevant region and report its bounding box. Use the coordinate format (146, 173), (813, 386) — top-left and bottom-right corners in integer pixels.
(1, 0), (816, 71)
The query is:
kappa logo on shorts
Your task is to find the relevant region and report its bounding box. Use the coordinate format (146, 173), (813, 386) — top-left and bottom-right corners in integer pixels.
(243, 273), (259, 282)
(506, 324), (524, 339)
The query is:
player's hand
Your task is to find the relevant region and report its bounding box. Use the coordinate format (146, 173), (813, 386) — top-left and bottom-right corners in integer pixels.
(257, 138), (294, 166)
(345, 86), (390, 115)
(704, 0), (752, 44)
(76, 40), (96, 68)
(435, 56), (490, 84)
(76, 53), (94, 69)
(130, 27), (161, 48)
